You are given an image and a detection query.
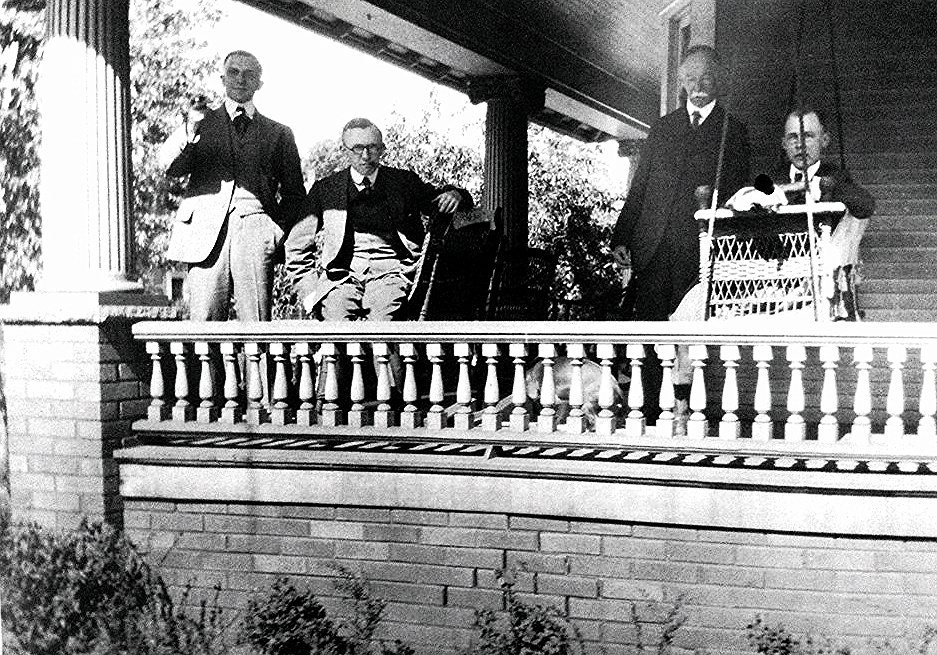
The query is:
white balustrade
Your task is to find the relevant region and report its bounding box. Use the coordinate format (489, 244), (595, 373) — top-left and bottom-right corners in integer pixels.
(134, 321), (937, 465)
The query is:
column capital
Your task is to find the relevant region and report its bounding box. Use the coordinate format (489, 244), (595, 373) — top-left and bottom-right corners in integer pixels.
(467, 75), (546, 114)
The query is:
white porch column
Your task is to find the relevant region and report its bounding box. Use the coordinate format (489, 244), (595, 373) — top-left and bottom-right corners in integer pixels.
(37, 0), (138, 293)
(0, 0), (177, 530)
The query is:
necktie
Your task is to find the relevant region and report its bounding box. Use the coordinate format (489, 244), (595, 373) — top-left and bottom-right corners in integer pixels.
(359, 176), (372, 195)
(691, 111), (702, 129)
(794, 172), (804, 184)
(233, 106), (250, 135)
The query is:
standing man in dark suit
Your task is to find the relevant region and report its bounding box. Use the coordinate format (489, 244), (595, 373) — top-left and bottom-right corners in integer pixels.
(610, 44), (751, 321)
(160, 50), (305, 321)
(609, 44), (750, 425)
(284, 117), (473, 321)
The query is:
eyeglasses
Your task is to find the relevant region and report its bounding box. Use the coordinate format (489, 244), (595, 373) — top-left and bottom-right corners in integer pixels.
(223, 67), (261, 82)
(343, 143), (385, 156)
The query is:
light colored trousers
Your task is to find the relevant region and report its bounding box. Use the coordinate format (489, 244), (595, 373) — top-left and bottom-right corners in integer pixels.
(185, 208), (283, 321)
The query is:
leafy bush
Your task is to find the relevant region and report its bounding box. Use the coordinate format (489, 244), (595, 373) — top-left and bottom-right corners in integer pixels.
(625, 591), (688, 655)
(462, 569), (582, 655)
(0, 515), (226, 655)
(747, 615), (937, 655)
(747, 615), (851, 655)
(239, 569), (413, 655)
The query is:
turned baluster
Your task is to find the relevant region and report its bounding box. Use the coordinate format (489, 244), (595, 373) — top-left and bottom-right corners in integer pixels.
(565, 343), (586, 435)
(918, 345), (937, 439)
(244, 342), (265, 425)
(399, 343), (422, 429)
(885, 346), (907, 438)
(687, 345), (709, 439)
(347, 342), (369, 428)
(509, 343), (529, 432)
(719, 345), (740, 440)
(194, 341), (216, 423)
(146, 342), (169, 421)
(294, 343), (316, 427)
(373, 342), (395, 429)
(537, 343), (557, 434)
(319, 343), (342, 428)
(269, 341), (293, 426)
(655, 344), (677, 439)
(751, 345), (773, 441)
(219, 342), (241, 424)
(595, 343), (617, 437)
(481, 343), (501, 431)
(818, 345), (840, 443)
(452, 343), (474, 430)
(784, 345), (807, 442)
(170, 341), (193, 422)
(851, 345), (873, 445)
(426, 343), (446, 430)
(624, 343), (646, 438)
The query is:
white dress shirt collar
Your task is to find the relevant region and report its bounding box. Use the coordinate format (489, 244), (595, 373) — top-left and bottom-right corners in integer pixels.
(790, 160), (822, 183)
(790, 161), (823, 201)
(350, 167), (379, 189)
(225, 98), (256, 120)
(687, 99), (717, 125)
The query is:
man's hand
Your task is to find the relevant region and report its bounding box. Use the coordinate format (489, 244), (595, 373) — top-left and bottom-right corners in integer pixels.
(433, 190), (461, 214)
(611, 245), (631, 267)
(611, 245), (633, 288)
(184, 106), (206, 143)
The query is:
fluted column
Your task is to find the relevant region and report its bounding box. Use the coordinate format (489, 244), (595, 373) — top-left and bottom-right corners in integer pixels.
(38, 0), (139, 292)
(469, 77), (545, 250)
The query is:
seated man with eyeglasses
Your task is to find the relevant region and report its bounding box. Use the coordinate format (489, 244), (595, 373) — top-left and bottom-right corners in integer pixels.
(285, 117), (473, 321)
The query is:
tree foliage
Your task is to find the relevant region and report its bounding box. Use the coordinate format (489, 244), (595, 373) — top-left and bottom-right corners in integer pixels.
(527, 125), (629, 319)
(0, 2), (42, 302)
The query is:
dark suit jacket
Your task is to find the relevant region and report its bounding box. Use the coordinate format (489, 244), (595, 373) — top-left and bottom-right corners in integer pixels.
(284, 166), (473, 307)
(162, 106), (305, 263)
(611, 103), (751, 275)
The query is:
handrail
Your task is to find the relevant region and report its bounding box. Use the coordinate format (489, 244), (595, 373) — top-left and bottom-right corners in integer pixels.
(132, 319), (937, 348)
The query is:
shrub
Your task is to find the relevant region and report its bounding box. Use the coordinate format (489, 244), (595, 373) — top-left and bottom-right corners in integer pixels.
(746, 615), (851, 655)
(0, 516), (226, 655)
(239, 569), (413, 655)
(462, 569), (582, 655)
(625, 591), (689, 655)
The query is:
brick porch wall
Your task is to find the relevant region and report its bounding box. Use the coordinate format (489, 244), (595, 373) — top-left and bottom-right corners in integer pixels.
(2, 318), (150, 529)
(122, 496), (937, 655)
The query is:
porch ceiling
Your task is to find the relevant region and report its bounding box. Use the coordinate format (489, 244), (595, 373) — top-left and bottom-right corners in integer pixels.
(237, 0), (669, 142)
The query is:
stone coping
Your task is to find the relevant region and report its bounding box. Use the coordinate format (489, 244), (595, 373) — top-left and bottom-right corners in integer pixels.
(0, 291), (183, 325)
(115, 443), (937, 538)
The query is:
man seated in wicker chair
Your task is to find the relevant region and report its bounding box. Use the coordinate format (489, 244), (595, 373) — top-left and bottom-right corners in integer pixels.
(727, 106), (875, 320)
